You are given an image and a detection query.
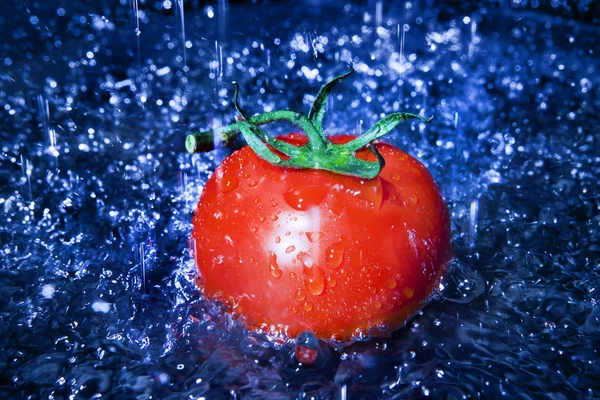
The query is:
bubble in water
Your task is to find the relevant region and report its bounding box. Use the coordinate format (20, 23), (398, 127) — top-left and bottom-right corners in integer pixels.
(295, 331), (319, 365)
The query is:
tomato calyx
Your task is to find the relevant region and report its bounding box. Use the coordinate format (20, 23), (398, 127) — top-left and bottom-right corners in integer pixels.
(186, 66), (433, 179)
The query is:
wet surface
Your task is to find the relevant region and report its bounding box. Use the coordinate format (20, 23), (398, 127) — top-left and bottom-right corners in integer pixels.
(1, 0), (599, 398)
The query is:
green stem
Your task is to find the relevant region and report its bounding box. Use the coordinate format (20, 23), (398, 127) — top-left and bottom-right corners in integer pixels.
(185, 110), (300, 154)
(341, 113), (433, 152)
(185, 71), (433, 180)
(308, 66), (354, 133)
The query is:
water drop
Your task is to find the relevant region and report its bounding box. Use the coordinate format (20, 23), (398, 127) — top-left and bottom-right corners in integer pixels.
(326, 275), (337, 288)
(326, 241), (345, 269)
(297, 252), (313, 268)
(270, 214), (279, 221)
(306, 232), (323, 243)
(303, 266), (325, 296)
(303, 301), (313, 311)
(283, 185), (329, 211)
(387, 278), (397, 289)
(218, 173), (238, 192)
(275, 236), (281, 244)
(408, 194), (418, 206)
(403, 287), (414, 299)
(248, 180), (259, 187)
(259, 215), (266, 222)
(285, 245), (296, 254)
(269, 251), (282, 279)
(295, 288), (306, 301)
(374, 300), (382, 309)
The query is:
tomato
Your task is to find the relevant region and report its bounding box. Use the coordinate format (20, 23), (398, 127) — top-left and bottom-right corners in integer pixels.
(191, 133), (451, 340)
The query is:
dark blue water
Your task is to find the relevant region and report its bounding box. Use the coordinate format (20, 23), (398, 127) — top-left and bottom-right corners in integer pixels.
(1, 1), (599, 398)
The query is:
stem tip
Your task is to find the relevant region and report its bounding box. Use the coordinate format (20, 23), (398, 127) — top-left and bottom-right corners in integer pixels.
(185, 134), (197, 154)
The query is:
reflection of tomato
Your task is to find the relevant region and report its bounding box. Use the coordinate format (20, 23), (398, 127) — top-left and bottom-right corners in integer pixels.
(192, 133), (451, 340)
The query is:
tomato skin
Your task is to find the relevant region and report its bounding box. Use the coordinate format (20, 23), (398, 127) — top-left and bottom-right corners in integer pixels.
(192, 134), (451, 340)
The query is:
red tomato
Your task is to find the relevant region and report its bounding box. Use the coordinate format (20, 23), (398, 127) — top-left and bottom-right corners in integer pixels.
(192, 134), (451, 340)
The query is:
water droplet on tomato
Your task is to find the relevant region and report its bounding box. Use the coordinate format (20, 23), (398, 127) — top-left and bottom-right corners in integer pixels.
(408, 194), (419, 206)
(249, 180), (259, 187)
(387, 278), (398, 289)
(306, 232), (323, 243)
(218, 173), (239, 192)
(391, 172), (400, 182)
(295, 331), (318, 365)
(326, 242), (345, 269)
(289, 272), (297, 279)
(297, 252), (313, 268)
(374, 300), (382, 309)
(258, 215), (266, 223)
(403, 287), (415, 299)
(292, 306), (298, 314)
(369, 286), (377, 295)
(285, 245), (296, 254)
(304, 268), (325, 296)
(269, 251), (282, 279)
(270, 214), (278, 221)
(295, 288), (306, 301)
(275, 236), (281, 244)
(283, 186), (329, 211)
(303, 301), (313, 311)
(303, 267), (325, 297)
(326, 275), (337, 288)
(250, 226), (257, 233)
